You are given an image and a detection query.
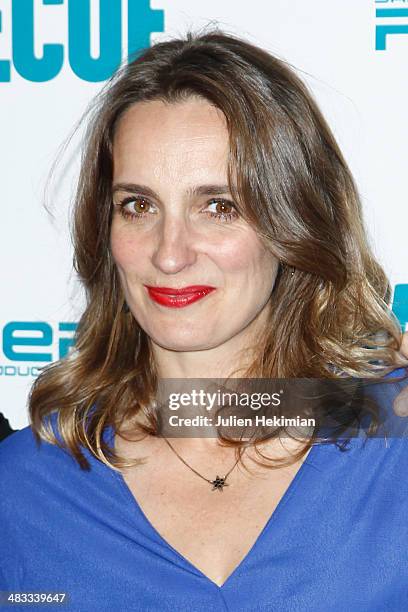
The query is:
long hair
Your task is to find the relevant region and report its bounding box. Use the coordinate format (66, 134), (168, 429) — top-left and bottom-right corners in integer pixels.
(29, 28), (407, 471)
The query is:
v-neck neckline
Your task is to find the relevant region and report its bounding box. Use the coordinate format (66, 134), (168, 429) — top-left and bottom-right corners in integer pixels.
(104, 425), (324, 590)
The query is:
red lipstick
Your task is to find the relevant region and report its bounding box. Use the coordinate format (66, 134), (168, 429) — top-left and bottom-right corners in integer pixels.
(144, 285), (216, 308)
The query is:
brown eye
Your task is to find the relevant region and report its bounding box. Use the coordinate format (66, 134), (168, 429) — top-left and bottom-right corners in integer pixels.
(214, 200), (233, 214)
(203, 198), (239, 223)
(128, 197), (150, 213)
(115, 196), (157, 221)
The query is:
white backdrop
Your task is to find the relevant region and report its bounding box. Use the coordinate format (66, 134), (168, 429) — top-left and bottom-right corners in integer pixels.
(1, 0), (407, 429)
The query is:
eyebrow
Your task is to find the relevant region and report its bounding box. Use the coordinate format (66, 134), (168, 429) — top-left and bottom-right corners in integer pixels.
(112, 182), (231, 199)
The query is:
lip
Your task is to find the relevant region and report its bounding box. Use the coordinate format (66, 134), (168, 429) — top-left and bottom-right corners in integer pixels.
(144, 285), (216, 308)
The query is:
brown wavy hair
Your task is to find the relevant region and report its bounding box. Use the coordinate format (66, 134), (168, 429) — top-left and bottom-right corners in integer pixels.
(29, 28), (407, 472)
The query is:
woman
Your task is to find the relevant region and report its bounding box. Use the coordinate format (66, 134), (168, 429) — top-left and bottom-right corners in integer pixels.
(1, 29), (408, 611)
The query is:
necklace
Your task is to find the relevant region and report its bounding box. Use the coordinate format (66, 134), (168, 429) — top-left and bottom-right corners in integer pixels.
(162, 436), (243, 492)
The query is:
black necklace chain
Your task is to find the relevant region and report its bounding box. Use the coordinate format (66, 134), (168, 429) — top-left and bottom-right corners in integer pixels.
(162, 436), (243, 492)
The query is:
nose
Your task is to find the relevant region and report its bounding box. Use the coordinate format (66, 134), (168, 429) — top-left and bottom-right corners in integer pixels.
(151, 214), (198, 275)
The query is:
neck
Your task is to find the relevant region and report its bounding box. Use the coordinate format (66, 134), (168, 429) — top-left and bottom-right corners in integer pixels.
(149, 325), (264, 381)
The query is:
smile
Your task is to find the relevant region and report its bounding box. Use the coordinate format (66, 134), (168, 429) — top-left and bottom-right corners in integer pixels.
(144, 285), (216, 308)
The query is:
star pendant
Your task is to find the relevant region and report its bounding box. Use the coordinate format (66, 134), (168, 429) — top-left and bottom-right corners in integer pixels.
(211, 475), (229, 492)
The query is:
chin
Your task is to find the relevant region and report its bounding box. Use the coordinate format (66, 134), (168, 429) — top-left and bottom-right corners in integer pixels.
(153, 337), (212, 352)
(148, 328), (217, 352)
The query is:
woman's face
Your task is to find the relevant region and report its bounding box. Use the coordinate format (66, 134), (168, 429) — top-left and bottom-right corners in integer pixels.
(110, 97), (279, 354)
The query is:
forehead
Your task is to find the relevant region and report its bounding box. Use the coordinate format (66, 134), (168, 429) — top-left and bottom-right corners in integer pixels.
(112, 98), (230, 183)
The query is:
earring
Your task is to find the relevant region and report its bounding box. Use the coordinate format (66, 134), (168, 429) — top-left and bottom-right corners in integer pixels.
(123, 302), (130, 313)
(281, 263), (295, 276)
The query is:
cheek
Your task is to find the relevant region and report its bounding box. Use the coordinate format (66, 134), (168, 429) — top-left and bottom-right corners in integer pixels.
(110, 224), (145, 270)
(210, 232), (276, 280)
(209, 235), (255, 272)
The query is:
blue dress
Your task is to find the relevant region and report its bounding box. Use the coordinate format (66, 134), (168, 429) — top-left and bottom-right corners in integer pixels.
(1, 369), (408, 611)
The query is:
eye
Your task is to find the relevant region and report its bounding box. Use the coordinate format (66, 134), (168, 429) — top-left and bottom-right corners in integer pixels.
(113, 195), (239, 224)
(115, 196), (157, 221)
(202, 199), (239, 223)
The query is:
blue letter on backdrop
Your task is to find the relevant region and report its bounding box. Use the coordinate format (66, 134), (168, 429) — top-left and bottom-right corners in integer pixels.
(12, 0), (64, 81)
(376, 8), (408, 50)
(58, 322), (77, 358)
(0, 11), (11, 82)
(3, 322), (53, 362)
(68, 0), (121, 82)
(128, 0), (164, 62)
(392, 284), (408, 332)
